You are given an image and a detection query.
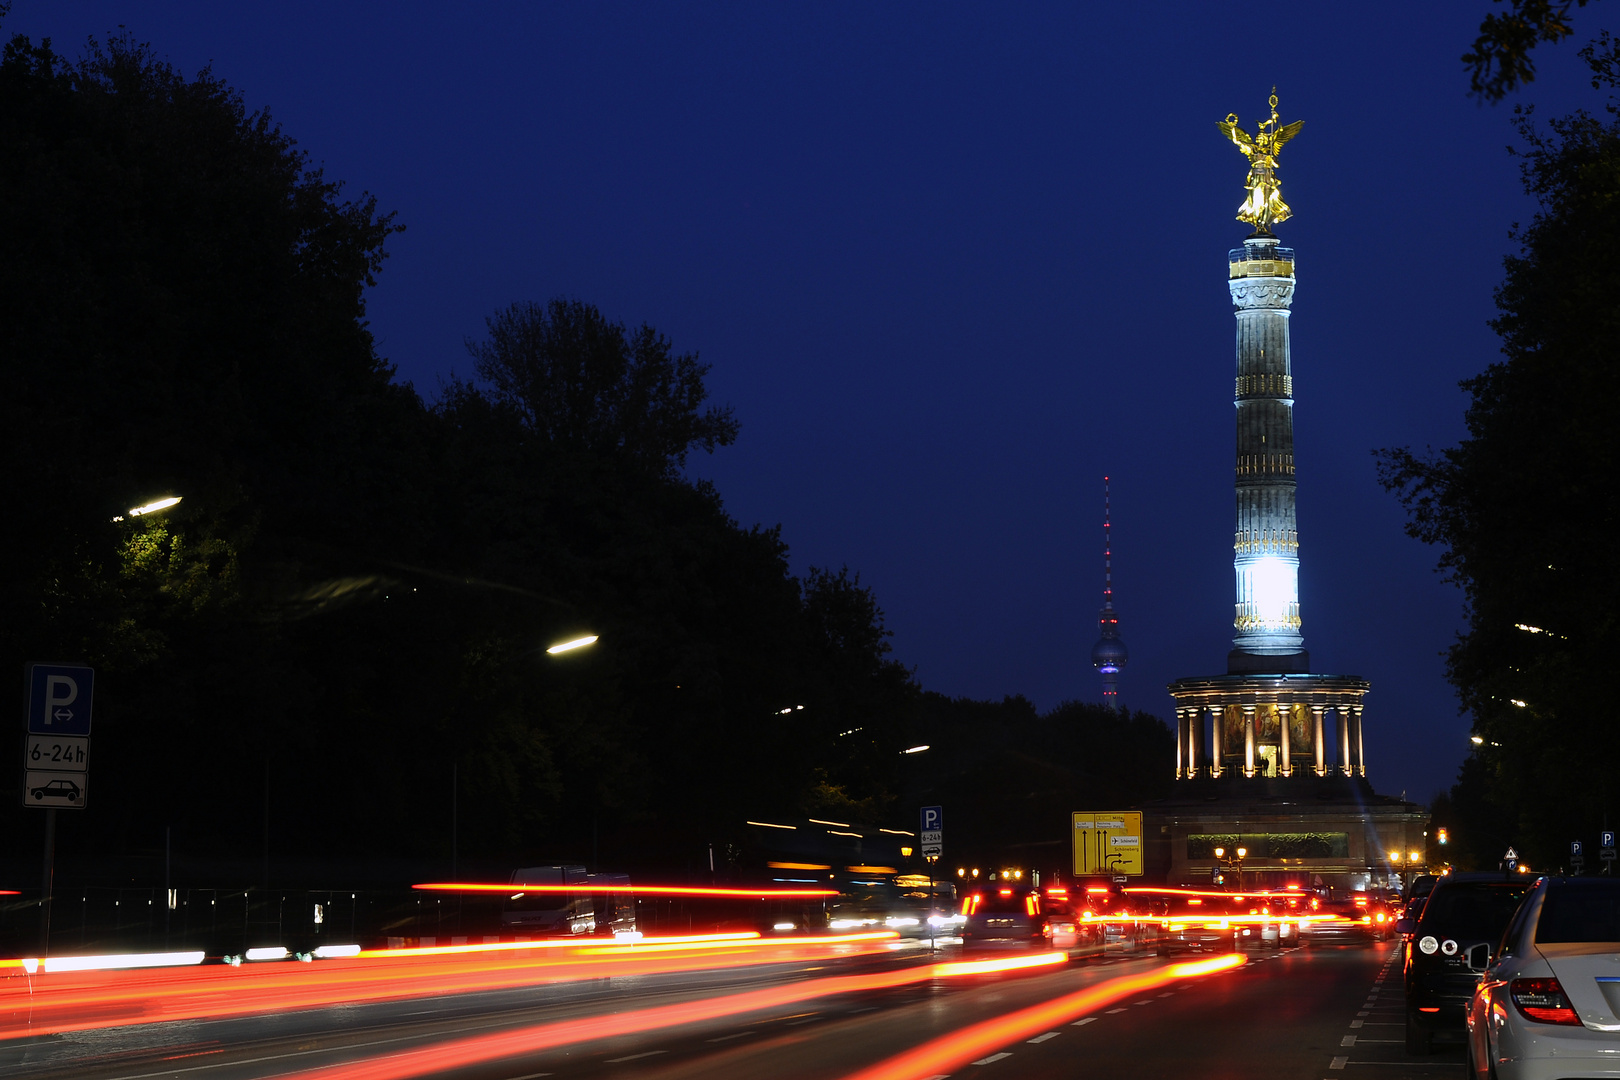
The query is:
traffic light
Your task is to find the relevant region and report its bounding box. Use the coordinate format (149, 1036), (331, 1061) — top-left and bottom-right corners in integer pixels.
(1437, 827), (1449, 846)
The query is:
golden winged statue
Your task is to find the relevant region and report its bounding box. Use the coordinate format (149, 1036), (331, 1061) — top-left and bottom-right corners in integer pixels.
(1218, 90), (1304, 233)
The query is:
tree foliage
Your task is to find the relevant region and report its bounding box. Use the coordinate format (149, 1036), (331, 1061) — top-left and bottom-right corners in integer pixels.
(0, 27), (916, 883)
(1378, 43), (1620, 864)
(1465, 0), (1599, 101)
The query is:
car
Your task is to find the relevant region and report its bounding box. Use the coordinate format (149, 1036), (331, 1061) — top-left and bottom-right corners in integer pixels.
(1466, 875), (1620, 1079)
(30, 778), (79, 801)
(1157, 894), (1237, 956)
(1404, 874), (1439, 916)
(1250, 890), (1309, 948)
(961, 885), (1044, 948)
(1304, 898), (1379, 947)
(1401, 870), (1537, 1053)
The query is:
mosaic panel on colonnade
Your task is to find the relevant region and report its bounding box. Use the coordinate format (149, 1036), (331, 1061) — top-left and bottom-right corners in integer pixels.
(1220, 703), (1311, 747)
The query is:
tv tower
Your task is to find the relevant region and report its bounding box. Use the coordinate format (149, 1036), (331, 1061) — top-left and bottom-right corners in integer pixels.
(1090, 476), (1128, 710)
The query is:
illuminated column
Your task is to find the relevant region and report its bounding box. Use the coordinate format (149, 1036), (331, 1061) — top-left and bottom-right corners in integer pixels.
(1338, 707), (1352, 777)
(1211, 709), (1224, 778)
(1179, 709), (1192, 777)
(1279, 703), (1292, 777)
(1228, 238), (1308, 674)
(1188, 708), (1202, 776)
(1312, 705), (1326, 776)
(1347, 709), (1360, 777)
(1243, 705), (1256, 777)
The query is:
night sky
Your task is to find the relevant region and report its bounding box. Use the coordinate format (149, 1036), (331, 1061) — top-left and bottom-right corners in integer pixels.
(13, 3), (1601, 806)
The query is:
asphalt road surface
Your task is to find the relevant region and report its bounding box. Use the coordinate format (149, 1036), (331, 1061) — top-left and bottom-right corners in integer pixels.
(0, 940), (1466, 1079)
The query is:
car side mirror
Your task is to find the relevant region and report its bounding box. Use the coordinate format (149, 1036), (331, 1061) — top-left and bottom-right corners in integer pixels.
(1465, 942), (1491, 972)
(1393, 918), (1413, 936)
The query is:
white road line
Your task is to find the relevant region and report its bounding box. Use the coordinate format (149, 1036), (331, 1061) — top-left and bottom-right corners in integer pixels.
(1071, 1017), (1096, 1026)
(1027, 1032), (1060, 1044)
(785, 1017), (821, 1026)
(509, 1073), (553, 1079)
(1104, 1008), (1127, 1014)
(605, 1050), (667, 1063)
(1349, 1020), (1363, 1028)
(1157, 992), (1174, 998)
(1340, 1035), (1357, 1046)
(706, 1032), (758, 1043)
(1330, 1055), (1349, 1069)
(1133, 999), (1153, 1006)
(972, 1052), (1013, 1065)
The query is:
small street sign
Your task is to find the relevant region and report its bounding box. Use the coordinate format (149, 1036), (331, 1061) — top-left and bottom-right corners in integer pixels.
(1573, 841), (1584, 857)
(24, 771), (85, 808)
(25, 665), (94, 736)
(1603, 830), (1615, 855)
(25, 735), (87, 772)
(920, 805), (943, 859)
(1504, 846), (1519, 870)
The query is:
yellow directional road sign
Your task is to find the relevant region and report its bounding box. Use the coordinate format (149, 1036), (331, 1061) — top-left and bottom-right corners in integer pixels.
(1072, 811), (1143, 876)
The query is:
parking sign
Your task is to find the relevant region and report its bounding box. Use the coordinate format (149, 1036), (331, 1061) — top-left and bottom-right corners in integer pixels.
(26, 665), (94, 736)
(920, 806), (942, 859)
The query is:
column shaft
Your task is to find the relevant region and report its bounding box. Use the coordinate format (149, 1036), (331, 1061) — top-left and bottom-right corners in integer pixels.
(1312, 706), (1325, 776)
(1354, 706), (1366, 778)
(1280, 703), (1291, 777)
(1243, 706), (1256, 778)
(1175, 710), (1186, 779)
(1211, 708), (1224, 778)
(1338, 706), (1351, 777)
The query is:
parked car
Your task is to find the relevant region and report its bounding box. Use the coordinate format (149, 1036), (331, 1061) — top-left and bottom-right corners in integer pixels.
(502, 865), (636, 937)
(1466, 876), (1620, 1079)
(1401, 870), (1537, 1053)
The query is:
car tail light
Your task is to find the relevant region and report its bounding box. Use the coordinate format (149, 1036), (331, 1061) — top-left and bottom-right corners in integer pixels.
(1202, 920), (1230, 930)
(1510, 978), (1583, 1026)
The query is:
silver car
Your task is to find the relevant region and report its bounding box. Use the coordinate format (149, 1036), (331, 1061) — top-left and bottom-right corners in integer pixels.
(1466, 876), (1620, 1079)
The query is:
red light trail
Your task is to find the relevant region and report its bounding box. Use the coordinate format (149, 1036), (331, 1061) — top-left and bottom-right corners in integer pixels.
(414, 881), (840, 897)
(840, 953), (1248, 1080)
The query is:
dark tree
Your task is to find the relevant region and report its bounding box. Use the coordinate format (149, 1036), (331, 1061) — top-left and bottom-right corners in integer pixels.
(1464, 0), (1599, 101)
(467, 299), (738, 477)
(1377, 44), (1620, 863)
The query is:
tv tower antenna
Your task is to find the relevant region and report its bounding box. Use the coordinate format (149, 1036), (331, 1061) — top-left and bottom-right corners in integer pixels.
(1090, 476), (1129, 710)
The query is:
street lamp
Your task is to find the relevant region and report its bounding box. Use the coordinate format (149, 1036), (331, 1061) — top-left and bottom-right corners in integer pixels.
(112, 495), (183, 522)
(1212, 845), (1247, 889)
(546, 635), (599, 655)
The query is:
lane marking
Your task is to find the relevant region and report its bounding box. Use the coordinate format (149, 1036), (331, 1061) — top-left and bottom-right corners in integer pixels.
(1157, 992), (1174, 998)
(1071, 1017), (1096, 1027)
(508, 1074), (553, 1079)
(1330, 1055), (1348, 1069)
(1340, 1035), (1356, 1046)
(1356, 1010), (1369, 1017)
(605, 1050), (667, 1063)
(785, 1017), (821, 1026)
(1104, 1008), (1127, 1014)
(706, 1032), (757, 1043)
(1349, 1020), (1363, 1029)
(972, 1052), (1012, 1065)
(1133, 1000), (1152, 1006)
(1026, 1032), (1059, 1044)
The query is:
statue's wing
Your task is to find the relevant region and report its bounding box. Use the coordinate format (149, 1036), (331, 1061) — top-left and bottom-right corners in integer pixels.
(1217, 119), (1253, 150)
(1273, 119), (1305, 150)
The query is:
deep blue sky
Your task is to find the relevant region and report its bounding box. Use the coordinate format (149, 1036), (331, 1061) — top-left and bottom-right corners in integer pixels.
(13, 3), (1604, 804)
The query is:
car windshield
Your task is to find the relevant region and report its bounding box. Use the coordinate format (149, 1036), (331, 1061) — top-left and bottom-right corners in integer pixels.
(1420, 881), (1534, 940)
(1535, 880), (1620, 944)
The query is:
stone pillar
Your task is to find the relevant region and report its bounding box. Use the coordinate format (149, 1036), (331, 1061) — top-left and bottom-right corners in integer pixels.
(1279, 702), (1292, 777)
(1354, 705), (1366, 777)
(1189, 708), (1202, 777)
(1179, 709), (1192, 777)
(1312, 705), (1326, 776)
(1211, 707), (1224, 778)
(1338, 706), (1352, 777)
(1243, 705), (1256, 778)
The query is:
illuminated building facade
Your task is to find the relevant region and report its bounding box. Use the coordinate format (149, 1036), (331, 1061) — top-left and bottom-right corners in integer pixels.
(1090, 477), (1127, 711)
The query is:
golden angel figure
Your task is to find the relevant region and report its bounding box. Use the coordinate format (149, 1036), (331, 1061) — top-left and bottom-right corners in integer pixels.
(1218, 92), (1304, 233)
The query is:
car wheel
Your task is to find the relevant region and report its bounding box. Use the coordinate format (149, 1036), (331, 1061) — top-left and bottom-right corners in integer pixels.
(1405, 1009), (1431, 1055)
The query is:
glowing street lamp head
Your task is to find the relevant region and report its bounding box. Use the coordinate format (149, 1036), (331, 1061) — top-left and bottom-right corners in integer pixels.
(546, 635), (599, 655)
(113, 495), (182, 522)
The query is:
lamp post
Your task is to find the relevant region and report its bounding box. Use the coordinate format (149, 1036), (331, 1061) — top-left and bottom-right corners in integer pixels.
(1213, 845), (1248, 890)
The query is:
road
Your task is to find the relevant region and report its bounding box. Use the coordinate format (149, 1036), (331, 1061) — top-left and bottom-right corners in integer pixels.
(0, 940), (1466, 1079)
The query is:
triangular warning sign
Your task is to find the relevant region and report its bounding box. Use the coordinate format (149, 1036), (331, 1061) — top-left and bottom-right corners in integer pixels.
(1505, 846), (1519, 860)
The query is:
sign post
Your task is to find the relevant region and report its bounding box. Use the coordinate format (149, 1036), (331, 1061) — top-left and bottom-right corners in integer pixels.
(24, 663), (94, 954)
(919, 806), (943, 950)
(1603, 831), (1615, 875)
(1571, 840), (1585, 876)
(1072, 811), (1144, 878)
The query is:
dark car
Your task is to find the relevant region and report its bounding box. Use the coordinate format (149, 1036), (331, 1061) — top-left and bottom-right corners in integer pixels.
(961, 885), (1043, 948)
(1157, 894), (1237, 956)
(30, 778), (79, 801)
(1401, 871), (1537, 1053)
(1404, 874), (1438, 916)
